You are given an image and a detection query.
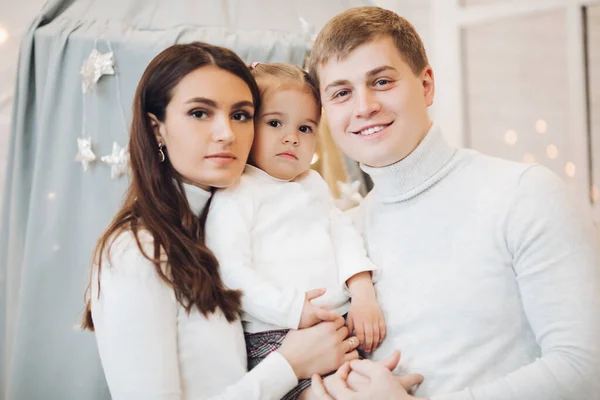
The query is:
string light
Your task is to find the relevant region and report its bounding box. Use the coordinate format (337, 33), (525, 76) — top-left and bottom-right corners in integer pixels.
(504, 130), (517, 146)
(535, 119), (548, 134)
(0, 26), (8, 45)
(565, 162), (576, 177)
(546, 144), (558, 160)
(47, 192), (56, 200)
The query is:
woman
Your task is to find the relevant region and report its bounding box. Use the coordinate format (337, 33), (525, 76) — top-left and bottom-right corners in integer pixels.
(82, 42), (360, 400)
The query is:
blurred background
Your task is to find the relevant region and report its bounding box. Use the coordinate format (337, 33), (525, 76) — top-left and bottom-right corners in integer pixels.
(0, 0), (598, 398)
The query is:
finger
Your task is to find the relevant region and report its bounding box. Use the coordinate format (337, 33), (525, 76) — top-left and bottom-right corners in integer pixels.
(397, 373), (425, 390)
(372, 322), (380, 350)
(346, 313), (354, 336)
(327, 363), (355, 396)
(306, 288), (327, 301)
(311, 374), (334, 399)
(330, 315), (345, 330)
(335, 324), (349, 342)
(315, 307), (340, 322)
(379, 318), (386, 343)
(336, 361), (352, 380)
(349, 359), (387, 380)
(343, 349), (359, 362)
(363, 322), (374, 353)
(354, 321), (365, 349)
(343, 336), (360, 354)
(378, 350), (401, 371)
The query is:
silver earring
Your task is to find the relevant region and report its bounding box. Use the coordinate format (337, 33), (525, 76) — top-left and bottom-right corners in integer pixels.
(158, 142), (166, 163)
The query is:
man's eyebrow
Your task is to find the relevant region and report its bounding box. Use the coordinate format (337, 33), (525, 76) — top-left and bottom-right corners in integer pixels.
(366, 65), (397, 78)
(324, 79), (351, 93)
(323, 66), (397, 92)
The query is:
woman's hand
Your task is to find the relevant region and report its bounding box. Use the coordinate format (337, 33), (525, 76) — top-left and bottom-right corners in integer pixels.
(278, 316), (360, 379)
(299, 289), (342, 329)
(311, 358), (427, 400)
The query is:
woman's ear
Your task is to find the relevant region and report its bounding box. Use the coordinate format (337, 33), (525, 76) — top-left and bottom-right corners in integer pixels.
(147, 112), (166, 144)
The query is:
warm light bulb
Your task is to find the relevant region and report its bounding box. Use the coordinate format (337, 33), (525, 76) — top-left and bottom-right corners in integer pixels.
(0, 26), (8, 45)
(523, 153), (536, 164)
(504, 130), (517, 146)
(565, 162), (576, 177)
(535, 119), (547, 134)
(546, 144), (558, 160)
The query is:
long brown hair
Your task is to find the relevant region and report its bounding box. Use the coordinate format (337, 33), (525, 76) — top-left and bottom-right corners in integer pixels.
(83, 42), (261, 330)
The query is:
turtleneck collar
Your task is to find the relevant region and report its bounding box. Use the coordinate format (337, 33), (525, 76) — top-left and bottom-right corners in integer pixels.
(182, 182), (212, 215)
(360, 123), (457, 202)
(244, 164), (293, 183)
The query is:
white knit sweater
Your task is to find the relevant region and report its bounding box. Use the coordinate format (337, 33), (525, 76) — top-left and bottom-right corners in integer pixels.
(356, 124), (600, 400)
(205, 165), (376, 334)
(91, 184), (298, 400)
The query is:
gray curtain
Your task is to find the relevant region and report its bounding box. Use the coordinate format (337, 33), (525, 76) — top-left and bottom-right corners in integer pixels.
(0, 0), (369, 398)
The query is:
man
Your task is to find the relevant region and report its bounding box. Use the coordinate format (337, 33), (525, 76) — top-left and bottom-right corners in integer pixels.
(308, 6), (600, 400)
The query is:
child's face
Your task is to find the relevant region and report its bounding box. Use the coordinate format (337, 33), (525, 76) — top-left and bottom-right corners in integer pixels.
(318, 36), (434, 168)
(250, 88), (319, 180)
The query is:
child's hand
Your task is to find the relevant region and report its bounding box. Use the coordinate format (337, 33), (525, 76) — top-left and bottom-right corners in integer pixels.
(347, 290), (386, 353)
(298, 288), (340, 329)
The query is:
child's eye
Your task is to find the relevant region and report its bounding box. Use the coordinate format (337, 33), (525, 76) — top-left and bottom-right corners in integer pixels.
(333, 89), (350, 99)
(190, 110), (209, 119)
(232, 111), (253, 122)
(299, 125), (313, 134)
(268, 120), (282, 128)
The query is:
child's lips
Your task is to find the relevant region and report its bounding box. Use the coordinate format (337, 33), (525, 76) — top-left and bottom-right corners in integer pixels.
(277, 152), (298, 160)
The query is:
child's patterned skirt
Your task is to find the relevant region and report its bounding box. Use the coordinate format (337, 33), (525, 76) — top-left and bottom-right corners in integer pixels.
(245, 329), (311, 400)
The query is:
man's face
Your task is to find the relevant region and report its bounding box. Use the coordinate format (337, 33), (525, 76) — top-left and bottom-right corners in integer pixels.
(318, 36), (434, 167)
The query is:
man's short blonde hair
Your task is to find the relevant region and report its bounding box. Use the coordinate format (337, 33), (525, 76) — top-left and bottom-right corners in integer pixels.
(308, 6), (429, 89)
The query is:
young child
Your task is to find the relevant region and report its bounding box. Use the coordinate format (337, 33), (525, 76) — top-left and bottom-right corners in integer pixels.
(204, 62), (385, 399)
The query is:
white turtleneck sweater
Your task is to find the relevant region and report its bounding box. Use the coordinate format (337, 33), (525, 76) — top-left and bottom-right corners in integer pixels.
(90, 184), (298, 400)
(357, 124), (600, 400)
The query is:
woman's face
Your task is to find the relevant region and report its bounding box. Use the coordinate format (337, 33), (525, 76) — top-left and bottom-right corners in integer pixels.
(150, 65), (255, 189)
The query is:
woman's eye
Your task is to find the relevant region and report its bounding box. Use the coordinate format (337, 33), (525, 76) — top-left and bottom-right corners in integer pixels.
(299, 125), (313, 134)
(375, 79), (390, 87)
(268, 120), (282, 128)
(334, 90), (350, 99)
(232, 111), (252, 122)
(190, 110), (208, 119)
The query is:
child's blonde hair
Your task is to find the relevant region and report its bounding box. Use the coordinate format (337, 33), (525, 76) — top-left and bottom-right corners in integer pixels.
(250, 62), (322, 120)
(308, 6), (429, 89)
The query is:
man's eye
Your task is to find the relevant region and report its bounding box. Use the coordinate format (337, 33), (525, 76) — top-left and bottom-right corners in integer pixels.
(334, 90), (350, 99)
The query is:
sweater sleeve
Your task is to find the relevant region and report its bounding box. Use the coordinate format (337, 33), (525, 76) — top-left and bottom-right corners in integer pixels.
(307, 171), (379, 288)
(205, 188), (306, 329)
(91, 232), (182, 400)
(208, 351), (298, 400)
(433, 165), (600, 400)
(92, 232), (299, 400)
